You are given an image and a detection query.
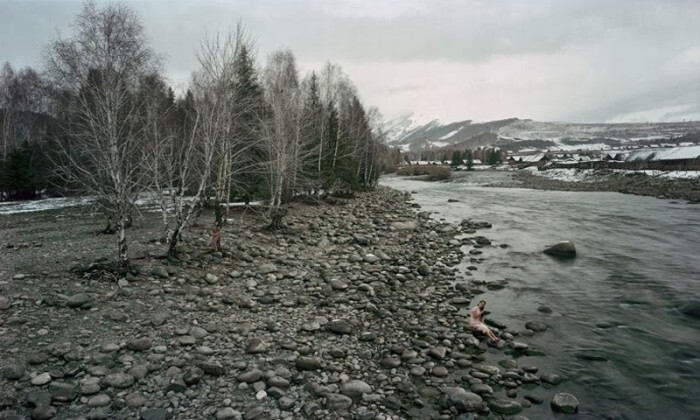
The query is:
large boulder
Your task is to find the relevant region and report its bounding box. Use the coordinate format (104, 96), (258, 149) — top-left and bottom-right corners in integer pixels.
(544, 241), (576, 258)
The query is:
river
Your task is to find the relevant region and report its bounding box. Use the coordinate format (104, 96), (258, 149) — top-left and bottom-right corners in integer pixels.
(382, 171), (700, 419)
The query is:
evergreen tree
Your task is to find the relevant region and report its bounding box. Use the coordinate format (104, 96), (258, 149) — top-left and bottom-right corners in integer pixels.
(450, 150), (463, 168)
(465, 149), (474, 171)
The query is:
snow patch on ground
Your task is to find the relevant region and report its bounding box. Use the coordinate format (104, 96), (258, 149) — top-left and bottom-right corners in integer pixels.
(0, 196), (94, 215)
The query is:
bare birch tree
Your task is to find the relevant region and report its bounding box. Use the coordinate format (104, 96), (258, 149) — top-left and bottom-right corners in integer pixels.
(43, 1), (159, 271)
(260, 49), (311, 229)
(145, 28), (260, 256)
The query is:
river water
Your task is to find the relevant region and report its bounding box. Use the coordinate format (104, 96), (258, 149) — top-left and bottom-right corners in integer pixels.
(382, 172), (700, 419)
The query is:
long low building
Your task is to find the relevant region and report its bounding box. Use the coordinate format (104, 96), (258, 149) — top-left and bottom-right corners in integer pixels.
(625, 145), (700, 170)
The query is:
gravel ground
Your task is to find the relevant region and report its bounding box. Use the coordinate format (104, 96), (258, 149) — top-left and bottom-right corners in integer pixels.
(0, 187), (572, 420)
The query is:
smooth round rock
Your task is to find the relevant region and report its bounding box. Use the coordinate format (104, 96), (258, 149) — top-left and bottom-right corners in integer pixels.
(551, 392), (580, 413)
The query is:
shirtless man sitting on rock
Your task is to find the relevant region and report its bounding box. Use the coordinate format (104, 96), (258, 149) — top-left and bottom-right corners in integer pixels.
(470, 300), (499, 342)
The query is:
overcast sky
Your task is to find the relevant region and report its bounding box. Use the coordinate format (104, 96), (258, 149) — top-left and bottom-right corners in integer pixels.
(1, 0), (699, 123)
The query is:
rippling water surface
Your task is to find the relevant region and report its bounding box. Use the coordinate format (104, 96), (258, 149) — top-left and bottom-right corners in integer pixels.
(382, 172), (700, 419)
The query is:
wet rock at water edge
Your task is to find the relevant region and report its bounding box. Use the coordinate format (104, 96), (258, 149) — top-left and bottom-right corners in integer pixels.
(525, 321), (548, 332)
(543, 241), (576, 258)
(551, 392), (580, 413)
(489, 398), (523, 415)
(442, 386), (483, 413)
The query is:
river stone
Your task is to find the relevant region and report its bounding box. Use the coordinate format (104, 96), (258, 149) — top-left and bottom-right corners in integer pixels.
(353, 235), (370, 246)
(48, 382), (77, 402)
(87, 394), (111, 408)
(417, 265), (432, 276)
(127, 338), (152, 351)
(380, 357), (401, 369)
(489, 398), (523, 415)
(140, 408), (171, 420)
(428, 346), (448, 359)
(199, 361), (225, 376)
(470, 383), (493, 395)
(267, 376), (290, 388)
(183, 367), (205, 385)
(125, 392), (147, 408)
(326, 320), (353, 335)
(363, 254), (379, 263)
(150, 267), (169, 279)
(205, 273), (218, 284)
(31, 372), (52, 386)
(442, 386), (483, 413)
(102, 373), (134, 389)
(246, 338), (268, 354)
(432, 366), (449, 377)
(390, 221), (417, 231)
(543, 241), (576, 258)
(26, 390), (52, 408)
(340, 380), (373, 399)
(295, 356), (322, 371)
(325, 393), (353, 410)
(551, 392), (580, 413)
(238, 369), (262, 383)
(259, 263), (277, 274)
(541, 373), (563, 385)
(243, 406), (266, 420)
(66, 293), (92, 308)
(31, 406), (57, 420)
(0, 295), (9, 310)
(525, 321), (547, 332)
(216, 407), (241, 420)
(329, 279), (348, 290)
(3, 365), (24, 380)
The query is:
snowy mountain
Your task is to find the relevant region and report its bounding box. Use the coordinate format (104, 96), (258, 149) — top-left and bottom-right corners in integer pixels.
(383, 114), (700, 152)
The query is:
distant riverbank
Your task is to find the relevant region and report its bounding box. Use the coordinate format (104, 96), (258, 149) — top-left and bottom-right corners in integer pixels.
(448, 168), (700, 203)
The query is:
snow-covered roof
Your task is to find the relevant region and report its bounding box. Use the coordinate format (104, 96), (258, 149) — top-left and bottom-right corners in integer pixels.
(651, 145), (700, 161)
(626, 149), (658, 162)
(521, 154), (547, 162)
(625, 146), (700, 162)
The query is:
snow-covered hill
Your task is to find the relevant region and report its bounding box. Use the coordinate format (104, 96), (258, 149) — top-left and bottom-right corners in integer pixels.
(383, 114), (700, 152)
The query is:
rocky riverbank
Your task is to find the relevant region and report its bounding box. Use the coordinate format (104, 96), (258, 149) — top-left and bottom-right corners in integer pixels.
(0, 187), (576, 420)
(512, 170), (700, 203)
